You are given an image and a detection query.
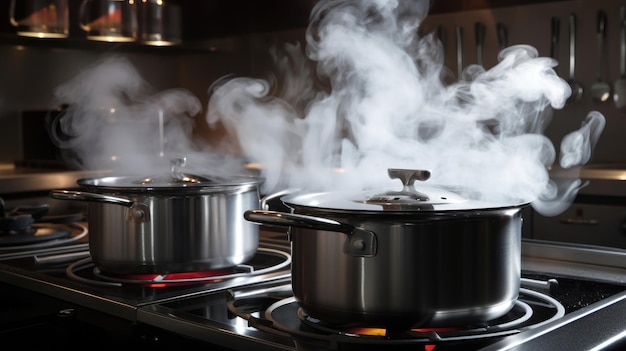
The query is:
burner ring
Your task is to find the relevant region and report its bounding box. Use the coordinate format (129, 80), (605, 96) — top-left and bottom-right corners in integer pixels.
(262, 288), (566, 347)
(0, 222), (87, 252)
(66, 247), (291, 287)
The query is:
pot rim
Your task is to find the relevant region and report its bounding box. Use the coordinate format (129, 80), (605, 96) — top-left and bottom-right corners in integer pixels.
(281, 188), (529, 213)
(77, 174), (264, 193)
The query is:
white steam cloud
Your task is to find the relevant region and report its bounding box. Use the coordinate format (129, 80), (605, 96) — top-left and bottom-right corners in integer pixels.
(206, 0), (605, 215)
(51, 56), (246, 177)
(51, 0), (605, 217)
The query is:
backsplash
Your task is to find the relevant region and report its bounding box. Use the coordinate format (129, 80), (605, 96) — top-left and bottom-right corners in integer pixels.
(423, 0), (626, 165)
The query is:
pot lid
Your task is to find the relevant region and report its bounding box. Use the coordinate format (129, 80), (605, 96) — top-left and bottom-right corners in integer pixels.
(77, 157), (263, 191)
(281, 168), (526, 212)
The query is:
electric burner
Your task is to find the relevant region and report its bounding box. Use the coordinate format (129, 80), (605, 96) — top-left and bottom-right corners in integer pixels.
(227, 287), (565, 351)
(66, 247), (292, 288)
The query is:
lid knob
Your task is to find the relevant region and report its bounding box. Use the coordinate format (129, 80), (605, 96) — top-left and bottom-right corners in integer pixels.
(387, 168), (431, 201)
(170, 157), (211, 184)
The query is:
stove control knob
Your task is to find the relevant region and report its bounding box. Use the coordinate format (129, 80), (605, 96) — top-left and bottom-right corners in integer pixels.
(56, 308), (75, 318)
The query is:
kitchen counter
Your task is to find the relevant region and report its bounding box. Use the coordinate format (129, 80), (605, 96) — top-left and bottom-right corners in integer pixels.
(0, 164), (109, 195)
(546, 164), (626, 198)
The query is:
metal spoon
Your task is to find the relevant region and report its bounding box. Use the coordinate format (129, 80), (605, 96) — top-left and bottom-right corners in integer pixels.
(591, 10), (611, 103)
(567, 13), (583, 104)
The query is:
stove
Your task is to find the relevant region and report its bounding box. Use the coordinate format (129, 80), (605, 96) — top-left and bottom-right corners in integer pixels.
(1, 196), (626, 350)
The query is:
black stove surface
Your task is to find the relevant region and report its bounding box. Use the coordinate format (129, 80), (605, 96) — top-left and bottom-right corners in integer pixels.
(137, 273), (626, 351)
(0, 231), (291, 316)
(0, 228), (292, 348)
(1, 227), (626, 350)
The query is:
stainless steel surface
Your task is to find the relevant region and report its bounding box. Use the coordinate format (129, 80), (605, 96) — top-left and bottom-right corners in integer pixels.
(51, 190), (135, 207)
(488, 239), (626, 351)
(245, 206), (523, 328)
(522, 239), (626, 284)
(479, 289), (626, 351)
(75, 173), (264, 191)
(51, 179), (262, 274)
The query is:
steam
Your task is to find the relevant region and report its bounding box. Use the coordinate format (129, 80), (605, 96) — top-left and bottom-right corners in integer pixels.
(206, 0), (605, 215)
(51, 56), (245, 176)
(49, 0), (606, 216)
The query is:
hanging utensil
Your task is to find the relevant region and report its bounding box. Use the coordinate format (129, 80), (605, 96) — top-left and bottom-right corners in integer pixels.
(567, 13), (583, 104)
(591, 10), (611, 103)
(497, 22), (508, 52)
(436, 25), (446, 51)
(456, 25), (464, 78)
(614, 6), (626, 110)
(475, 22), (485, 66)
(550, 17), (560, 60)
(550, 17), (561, 78)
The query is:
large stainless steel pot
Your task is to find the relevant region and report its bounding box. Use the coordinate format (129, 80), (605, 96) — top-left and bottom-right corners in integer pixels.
(50, 160), (263, 274)
(245, 169), (527, 329)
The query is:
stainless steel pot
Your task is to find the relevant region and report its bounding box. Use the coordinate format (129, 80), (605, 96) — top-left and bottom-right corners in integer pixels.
(245, 168), (527, 328)
(50, 160), (263, 274)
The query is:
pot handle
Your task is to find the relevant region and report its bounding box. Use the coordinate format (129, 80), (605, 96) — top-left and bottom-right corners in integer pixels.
(244, 210), (377, 257)
(259, 188), (298, 210)
(50, 190), (134, 207)
(49, 190), (150, 223)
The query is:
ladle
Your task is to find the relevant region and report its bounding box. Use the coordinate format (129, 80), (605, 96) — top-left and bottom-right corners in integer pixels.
(567, 13), (583, 104)
(591, 10), (611, 103)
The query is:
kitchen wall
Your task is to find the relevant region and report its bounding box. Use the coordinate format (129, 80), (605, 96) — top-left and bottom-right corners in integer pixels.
(0, 0), (624, 168)
(423, 0), (626, 165)
(0, 42), (255, 164)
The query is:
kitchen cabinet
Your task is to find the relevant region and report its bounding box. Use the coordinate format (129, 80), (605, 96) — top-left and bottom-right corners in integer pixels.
(531, 199), (626, 249)
(0, 0), (316, 52)
(429, 0), (571, 13)
(0, 0), (575, 52)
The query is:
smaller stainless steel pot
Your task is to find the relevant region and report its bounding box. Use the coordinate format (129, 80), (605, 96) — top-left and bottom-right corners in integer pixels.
(245, 168), (527, 328)
(51, 159), (263, 274)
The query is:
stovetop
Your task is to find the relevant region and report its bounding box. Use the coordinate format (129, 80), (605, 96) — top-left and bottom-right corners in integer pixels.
(1, 225), (626, 350)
